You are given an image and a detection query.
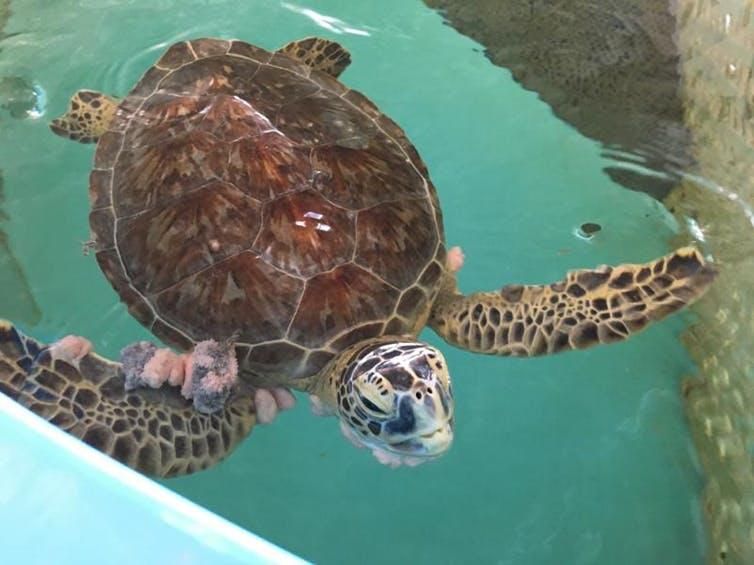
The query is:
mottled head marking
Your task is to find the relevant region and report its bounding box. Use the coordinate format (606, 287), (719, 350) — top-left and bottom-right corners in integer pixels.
(337, 341), (453, 458)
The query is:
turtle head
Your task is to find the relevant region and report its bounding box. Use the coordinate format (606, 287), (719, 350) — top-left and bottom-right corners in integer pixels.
(334, 341), (454, 462)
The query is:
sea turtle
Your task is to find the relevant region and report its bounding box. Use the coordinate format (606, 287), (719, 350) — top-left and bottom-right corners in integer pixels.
(0, 37), (715, 476)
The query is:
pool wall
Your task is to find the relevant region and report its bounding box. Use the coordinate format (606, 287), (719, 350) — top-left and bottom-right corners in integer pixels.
(671, 1), (754, 563)
(0, 392), (306, 565)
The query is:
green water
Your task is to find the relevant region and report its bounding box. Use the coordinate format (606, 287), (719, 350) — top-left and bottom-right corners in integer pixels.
(1, 1), (705, 563)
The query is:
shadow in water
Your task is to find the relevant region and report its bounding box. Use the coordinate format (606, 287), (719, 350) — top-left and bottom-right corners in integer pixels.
(0, 0), (41, 325)
(0, 173), (41, 326)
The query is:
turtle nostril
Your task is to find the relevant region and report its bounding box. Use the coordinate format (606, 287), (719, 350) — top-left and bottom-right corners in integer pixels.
(415, 391), (422, 400)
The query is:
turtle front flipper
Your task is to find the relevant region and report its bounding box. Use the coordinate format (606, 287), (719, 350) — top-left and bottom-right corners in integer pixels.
(278, 37), (351, 77)
(49, 90), (119, 143)
(429, 247), (717, 356)
(0, 321), (255, 477)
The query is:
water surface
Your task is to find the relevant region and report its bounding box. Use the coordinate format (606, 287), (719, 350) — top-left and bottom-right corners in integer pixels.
(0, 1), (707, 563)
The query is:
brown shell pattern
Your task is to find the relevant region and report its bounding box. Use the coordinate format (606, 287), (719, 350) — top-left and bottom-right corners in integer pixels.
(89, 39), (445, 380)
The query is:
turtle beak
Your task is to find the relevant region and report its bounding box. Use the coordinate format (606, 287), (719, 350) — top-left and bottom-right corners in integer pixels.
(384, 389), (454, 457)
(388, 420), (454, 457)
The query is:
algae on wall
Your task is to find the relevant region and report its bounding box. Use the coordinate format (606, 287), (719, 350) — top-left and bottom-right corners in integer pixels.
(671, 2), (754, 563)
(425, 0), (754, 563)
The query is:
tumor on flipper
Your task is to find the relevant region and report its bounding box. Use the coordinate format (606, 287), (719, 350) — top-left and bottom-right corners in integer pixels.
(121, 341), (159, 390)
(183, 340), (238, 414)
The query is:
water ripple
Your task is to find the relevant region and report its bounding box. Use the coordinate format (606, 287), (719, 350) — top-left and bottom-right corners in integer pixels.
(96, 26), (208, 95)
(281, 2), (372, 36)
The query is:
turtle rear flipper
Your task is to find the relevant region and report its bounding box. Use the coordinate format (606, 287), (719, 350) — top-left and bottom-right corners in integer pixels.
(278, 37), (351, 77)
(429, 247), (717, 356)
(49, 90), (118, 143)
(0, 321), (255, 477)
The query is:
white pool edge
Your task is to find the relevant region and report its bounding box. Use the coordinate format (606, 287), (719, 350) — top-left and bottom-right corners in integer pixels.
(0, 392), (308, 565)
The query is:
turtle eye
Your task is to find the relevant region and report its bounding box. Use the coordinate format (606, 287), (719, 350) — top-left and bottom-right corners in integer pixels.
(359, 394), (386, 414)
(354, 376), (394, 417)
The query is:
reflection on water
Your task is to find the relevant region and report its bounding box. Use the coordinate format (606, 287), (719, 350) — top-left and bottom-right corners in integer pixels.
(426, 0), (693, 201)
(427, 0), (754, 562)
